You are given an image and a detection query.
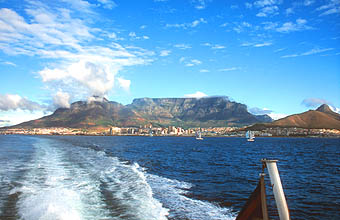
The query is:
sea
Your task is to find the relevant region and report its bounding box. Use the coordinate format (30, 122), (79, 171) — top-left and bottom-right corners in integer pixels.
(0, 135), (339, 220)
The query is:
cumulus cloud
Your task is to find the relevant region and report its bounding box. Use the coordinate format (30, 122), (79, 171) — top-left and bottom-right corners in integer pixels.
(39, 55), (143, 97)
(0, 2), (152, 101)
(256, 5), (279, 17)
(184, 91), (208, 98)
(184, 59), (202, 67)
(0, 94), (43, 111)
(276, 18), (312, 33)
(117, 77), (131, 91)
(253, 0), (281, 17)
(53, 91), (71, 109)
(301, 98), (332, 108)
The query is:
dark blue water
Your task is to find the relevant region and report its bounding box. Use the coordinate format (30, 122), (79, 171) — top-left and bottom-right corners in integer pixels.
(0, 135), (339, 219)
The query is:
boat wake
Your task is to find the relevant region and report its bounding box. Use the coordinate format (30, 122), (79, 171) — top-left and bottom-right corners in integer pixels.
(2, 137), (235, 220)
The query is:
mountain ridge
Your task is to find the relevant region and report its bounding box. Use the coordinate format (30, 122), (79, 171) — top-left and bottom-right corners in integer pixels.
(5, 97), (272, 129)
(249, 104), (340, 130)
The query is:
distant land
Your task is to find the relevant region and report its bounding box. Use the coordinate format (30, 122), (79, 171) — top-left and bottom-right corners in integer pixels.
(3, 96), (272, 129)
(249, 104), (340, 130)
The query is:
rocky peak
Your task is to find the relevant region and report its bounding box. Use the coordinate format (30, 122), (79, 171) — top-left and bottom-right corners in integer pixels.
(316, 104), (333, 113)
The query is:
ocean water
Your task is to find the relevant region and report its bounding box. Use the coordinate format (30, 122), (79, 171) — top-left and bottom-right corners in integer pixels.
(0, 135), (339, 220)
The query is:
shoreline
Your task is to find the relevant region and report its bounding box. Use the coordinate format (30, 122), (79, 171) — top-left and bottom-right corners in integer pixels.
(1, 133), (339, 138)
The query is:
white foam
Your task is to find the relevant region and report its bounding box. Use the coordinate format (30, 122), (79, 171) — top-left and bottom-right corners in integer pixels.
(16, 139), (111, 220)
(146, 173), (237, 220)
(14, 137), (236, 220)
(18, 188), (83, 220)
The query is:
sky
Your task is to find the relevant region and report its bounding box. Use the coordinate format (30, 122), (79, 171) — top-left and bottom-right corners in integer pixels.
(0, 0), (339, 126)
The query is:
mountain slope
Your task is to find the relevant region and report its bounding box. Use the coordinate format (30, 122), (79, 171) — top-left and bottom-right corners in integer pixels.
(9, 97), (272, 128)
(14, 99), (145, 128)
(250, 104), (340, 130)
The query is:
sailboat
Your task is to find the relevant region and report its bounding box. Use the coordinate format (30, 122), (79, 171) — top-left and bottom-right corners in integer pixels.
(246, 131), (255, 142)
(196, 131), (203, 140)
(236, 159), (290, 220)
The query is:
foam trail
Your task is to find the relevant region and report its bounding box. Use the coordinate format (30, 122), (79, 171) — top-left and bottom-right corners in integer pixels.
(14, 139), (111, 220)
(73, 149), (169, 220)
(146, 173), (237, 220)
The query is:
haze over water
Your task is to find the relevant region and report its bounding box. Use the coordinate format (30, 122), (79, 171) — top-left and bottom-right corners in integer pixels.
(0, 135), (339, 219)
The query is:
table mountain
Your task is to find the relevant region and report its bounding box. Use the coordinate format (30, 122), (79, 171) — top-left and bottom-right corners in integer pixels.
(8, 96), (272, 128)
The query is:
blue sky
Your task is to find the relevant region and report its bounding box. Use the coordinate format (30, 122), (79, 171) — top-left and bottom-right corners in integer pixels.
(0, 0), (339, 126)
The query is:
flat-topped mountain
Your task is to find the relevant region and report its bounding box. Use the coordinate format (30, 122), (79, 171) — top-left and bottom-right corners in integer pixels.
(7, 96), (272, 128)
(250, 104), (340, 130)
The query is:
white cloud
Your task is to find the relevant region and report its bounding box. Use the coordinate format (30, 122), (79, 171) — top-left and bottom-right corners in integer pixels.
(0, 109), (47, 127)
(166, 18), (207, 29)
(174, 44), (191, 50)
(192, 0), (210, 10)
(256, 5), (279, 17)
(304, 0), (315, 6)
(245, 2), (253, 9)
(254, 0), (280, 8)
(329, 106), (340, 114)
(53, 91), (70, 109)
(1, 61), (16, 66)
(0, 2), (152, 102)
(241, 42), (272, 47)
(249, 107), (273, 115)
(202, 43), (225, 49)
(39, 51), (146, 97)
(117, 77), (131, 91)
(218, 67), (238, 72)
(268, 112), (288, 120)
(0, 7), (93, 55)
(276, 18), (312, 33)
(129, 32), (136, 37)
(317, 0), (340, 16)
(0, 94), (43, 111)
(301, 98), (332, 108)
(285, 8), (294, 15)
(199, 69), (210, 72)
(184, 91), (208, 98)
(97, 0), (117, 9)
(185, 59), (202, 67)
(254, 42), (272, 47)
(281, 48), (334, 58)
(212, 44), (226, 49)
(160, 50), (171, 56)
(60, 0), (93, 13)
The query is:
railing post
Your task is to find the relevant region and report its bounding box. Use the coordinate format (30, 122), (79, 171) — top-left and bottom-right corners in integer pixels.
(262, 159), (290, 220)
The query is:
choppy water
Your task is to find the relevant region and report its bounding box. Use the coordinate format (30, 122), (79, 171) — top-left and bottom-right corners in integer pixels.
(0, 135), (339, 220)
